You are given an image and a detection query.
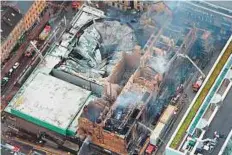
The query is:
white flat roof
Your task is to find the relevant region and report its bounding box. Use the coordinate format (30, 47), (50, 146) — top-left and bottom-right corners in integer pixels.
(73, 11), (97, 29)
(7, 73), (91, 130)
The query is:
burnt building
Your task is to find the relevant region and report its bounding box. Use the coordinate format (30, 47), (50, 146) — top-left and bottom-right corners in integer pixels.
(77, 47), (164, 154)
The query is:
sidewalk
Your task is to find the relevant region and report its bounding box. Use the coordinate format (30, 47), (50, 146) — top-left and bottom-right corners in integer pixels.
(203, 87), (232, 155)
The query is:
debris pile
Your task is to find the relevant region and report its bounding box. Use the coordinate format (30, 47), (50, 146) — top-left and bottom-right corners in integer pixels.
(56, 20), (137, 80)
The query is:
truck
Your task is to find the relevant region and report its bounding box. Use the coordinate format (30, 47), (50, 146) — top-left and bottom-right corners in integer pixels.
(145, 144), (157, 155)
(147, 105), (177, 154)
(72, 1), (81, 10)
(39, 25), (51, 41)
(192, 76), (204, 92)
(171, 84), (184, 105)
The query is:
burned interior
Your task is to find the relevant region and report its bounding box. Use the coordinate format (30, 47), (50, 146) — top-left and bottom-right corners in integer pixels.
(54, 20), (137, 81)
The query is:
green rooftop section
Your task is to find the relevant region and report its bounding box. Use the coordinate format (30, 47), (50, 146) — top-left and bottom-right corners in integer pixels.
(11, 109), (68, 135)
(170, 41), (232, 149)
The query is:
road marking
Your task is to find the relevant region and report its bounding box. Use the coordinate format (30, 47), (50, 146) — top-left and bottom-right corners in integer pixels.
(186, 1), (232, 19)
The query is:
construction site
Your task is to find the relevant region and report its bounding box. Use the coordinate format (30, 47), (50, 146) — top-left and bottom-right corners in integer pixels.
(2, 1), (232, 155)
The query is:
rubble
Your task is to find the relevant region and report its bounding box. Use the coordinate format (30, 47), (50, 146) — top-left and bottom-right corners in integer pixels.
(56, 20), (137, 83)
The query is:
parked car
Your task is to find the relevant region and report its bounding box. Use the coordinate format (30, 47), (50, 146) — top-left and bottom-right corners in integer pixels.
(72, 1), (81, 10)
(13, 62), (20, 70)
(8, 68), (14, 76)
(1, 77), (9, 87)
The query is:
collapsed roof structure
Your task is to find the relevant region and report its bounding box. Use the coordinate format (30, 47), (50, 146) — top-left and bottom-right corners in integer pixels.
(47, 6), (138, 97)
(77, 41), (167, 154)
(55, 20), (136, 80)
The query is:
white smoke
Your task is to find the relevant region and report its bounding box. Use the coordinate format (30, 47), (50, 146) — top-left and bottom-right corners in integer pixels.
(113, 91), (142, 109)
(149, 55), (169, 74)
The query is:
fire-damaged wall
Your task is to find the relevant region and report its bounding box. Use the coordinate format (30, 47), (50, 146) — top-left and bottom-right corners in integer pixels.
(133, 67), (163, 92)
(107, 54), (126, 84)
(78, 117), (128, 155)
(107, 50), (141, 86)
(51, 69), (103, 96)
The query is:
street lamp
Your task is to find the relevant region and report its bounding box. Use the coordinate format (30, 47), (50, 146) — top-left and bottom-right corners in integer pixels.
(30, 41), (45, 63)
(177, 53), (205, 78)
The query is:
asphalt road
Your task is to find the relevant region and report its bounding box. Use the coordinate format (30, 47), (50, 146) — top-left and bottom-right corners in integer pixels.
(1, 139), (31, 155)
(1, 10), (50, 80)
(1, 56), (31, 94)
(203, 87), (232, 155)
(1, 138), (47, 155)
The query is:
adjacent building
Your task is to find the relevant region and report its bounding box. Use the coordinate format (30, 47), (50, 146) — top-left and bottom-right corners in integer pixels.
(23, 0), (46, 30)
(1, 6), (23, 61)
(105, 0), (164, 11)
(1, 0), (47, 62)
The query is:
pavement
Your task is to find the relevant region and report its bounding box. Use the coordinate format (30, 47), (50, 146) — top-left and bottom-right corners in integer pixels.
(202, 87), (232, 155)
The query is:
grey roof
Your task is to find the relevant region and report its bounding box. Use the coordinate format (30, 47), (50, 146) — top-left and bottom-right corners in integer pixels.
(15, 1), (33, 14)
(1, 6), (22, 41)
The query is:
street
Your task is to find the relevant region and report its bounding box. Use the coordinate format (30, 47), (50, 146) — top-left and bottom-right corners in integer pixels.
(1, 135), (66, 155)
(202, 87), (232, 155)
